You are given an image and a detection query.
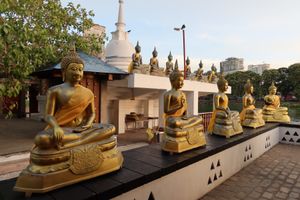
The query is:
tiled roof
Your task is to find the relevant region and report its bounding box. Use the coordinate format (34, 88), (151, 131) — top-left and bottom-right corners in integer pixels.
(40, 51), (128, 75)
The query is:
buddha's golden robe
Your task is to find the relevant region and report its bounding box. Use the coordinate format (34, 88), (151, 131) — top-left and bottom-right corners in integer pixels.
(128, 53), (142, 73)
(46, 85), (93, 129)
(207, 95), (228, 132)
(240, 105), (255, 122)
(264, 95), (280, 110)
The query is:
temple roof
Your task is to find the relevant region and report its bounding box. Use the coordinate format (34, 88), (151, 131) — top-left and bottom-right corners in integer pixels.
(39, 51), (128, 75)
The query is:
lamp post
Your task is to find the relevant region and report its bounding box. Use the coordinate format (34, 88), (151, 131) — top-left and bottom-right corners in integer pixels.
(174, 24), (186, 79)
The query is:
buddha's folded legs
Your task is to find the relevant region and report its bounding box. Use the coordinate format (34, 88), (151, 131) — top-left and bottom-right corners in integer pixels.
(35, 124), (115, 150)
(166, 116), (202, 129)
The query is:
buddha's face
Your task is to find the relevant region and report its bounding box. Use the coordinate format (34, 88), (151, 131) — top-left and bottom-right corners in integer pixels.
(153, 51), (157, 57)
(269, 88), (277, 95)
(135, 46), (141, 53)
(219, 82), (228, 92)
(168, 55), (173, 61)
(172, 76), (184, 89)
(64, 63), (84, 84)
(247, 86), (254, 94)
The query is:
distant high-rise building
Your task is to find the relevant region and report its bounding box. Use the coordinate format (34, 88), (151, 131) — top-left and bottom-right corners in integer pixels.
(248, 64), (270, 75)
(220, 57), (244, 74)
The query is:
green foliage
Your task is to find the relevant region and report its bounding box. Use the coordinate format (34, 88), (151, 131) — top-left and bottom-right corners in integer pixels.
(0, 0), (104, 116)
(225, 64), (300, 101)
(288, 63), (300, 99)
(225, 71), (261, 98)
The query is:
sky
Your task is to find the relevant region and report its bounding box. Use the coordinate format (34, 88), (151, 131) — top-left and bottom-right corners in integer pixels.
(61, 0), (300, 72)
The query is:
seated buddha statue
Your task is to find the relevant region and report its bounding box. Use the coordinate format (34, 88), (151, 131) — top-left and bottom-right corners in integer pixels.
(194, 60), (204, 81)
(208, 75), (243, 138)
(128, 41), (149, 74)
(208, 64), (217, 83)
(262, 82), (290, 123)
(162, 60), (206, 153)
(149, 47), (165, 76)
(240, 79), (265, 128)
(185, 57), (192, 79)
(14, 49), (123, 196)
(165, 51), (174, 76)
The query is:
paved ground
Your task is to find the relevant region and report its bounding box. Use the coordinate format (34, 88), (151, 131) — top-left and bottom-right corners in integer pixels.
(201, 143), (300, 200)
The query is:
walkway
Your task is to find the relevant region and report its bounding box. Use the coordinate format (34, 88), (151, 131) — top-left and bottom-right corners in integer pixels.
(201, 143), (300, 200)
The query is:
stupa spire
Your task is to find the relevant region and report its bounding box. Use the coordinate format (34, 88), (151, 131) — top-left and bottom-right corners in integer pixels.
(116, 0), (125, 32)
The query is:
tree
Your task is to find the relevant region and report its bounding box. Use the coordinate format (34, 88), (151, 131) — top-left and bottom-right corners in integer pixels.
(0, 0), (104, 116)
(225, 71), (261, 98)
(277, 67), (293, 98)
(288, 63), (300, 99)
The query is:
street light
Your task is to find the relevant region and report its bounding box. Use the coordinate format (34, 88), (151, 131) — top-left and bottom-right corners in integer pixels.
(174, 24), (186, 79)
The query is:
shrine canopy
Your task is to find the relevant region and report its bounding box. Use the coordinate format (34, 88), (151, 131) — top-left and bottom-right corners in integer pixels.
(34, 51), (128, 78)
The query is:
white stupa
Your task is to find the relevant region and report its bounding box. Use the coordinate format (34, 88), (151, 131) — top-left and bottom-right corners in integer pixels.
(105, 0), (134, 71)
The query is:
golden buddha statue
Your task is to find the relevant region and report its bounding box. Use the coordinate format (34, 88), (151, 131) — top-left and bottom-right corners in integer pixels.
(128, 41), (143, 73)
(162, 60), (206, 153)
(14, 49), (123, 196)
(240, 79), (265, 128)
(149, 47), (165, 76)
(208, 75), (243, 138)
(195, 60), (204, 81)
(208, 64), (217, 83)
(165, 51), (174, 76)
(262, 82), (290, 123)
(185, 57), (192, 79)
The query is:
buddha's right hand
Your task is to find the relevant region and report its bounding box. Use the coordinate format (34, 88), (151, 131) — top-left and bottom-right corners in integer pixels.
(53, 126), (64, 146)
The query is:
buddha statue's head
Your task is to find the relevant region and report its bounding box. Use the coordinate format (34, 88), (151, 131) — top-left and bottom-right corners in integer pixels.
(268, 82), (277, 95)
(152, 47), (158, 58)
(135, 41), (141, 53)
(217, 74), (228, 92)
(61, 48), (84, 84)
(170, 60), (184, 90)
(186, 57), (190, 65)
(211, 64), (216, 72)
(199, 60), (203, 69)
(168, 51), (173, 62)
(244, 79), (254, 94)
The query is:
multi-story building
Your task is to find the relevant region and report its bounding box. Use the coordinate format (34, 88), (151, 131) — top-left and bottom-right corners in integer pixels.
(248, 64), (270, 75)
(220, 57), (244, 74)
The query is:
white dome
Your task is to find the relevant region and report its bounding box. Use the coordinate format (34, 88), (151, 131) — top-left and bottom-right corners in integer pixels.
(105, 40), (134, 58)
